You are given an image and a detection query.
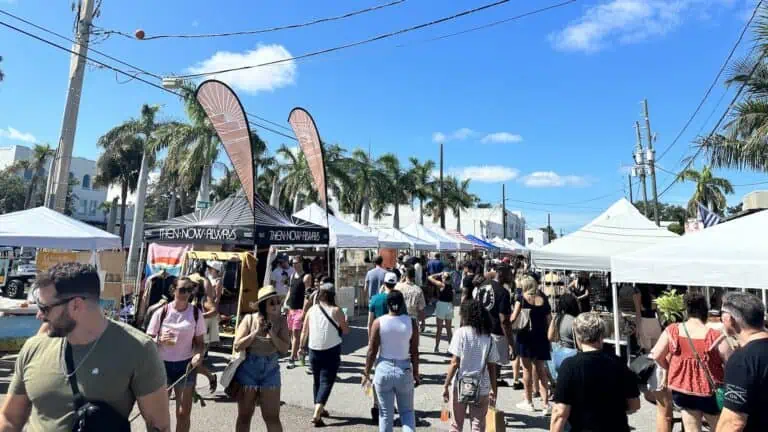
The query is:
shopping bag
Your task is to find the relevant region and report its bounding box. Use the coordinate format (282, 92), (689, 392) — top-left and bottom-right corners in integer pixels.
(486, 407), (505, 432)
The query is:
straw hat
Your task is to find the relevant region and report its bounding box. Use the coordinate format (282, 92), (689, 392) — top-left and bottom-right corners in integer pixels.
(256, 285), (279, 304)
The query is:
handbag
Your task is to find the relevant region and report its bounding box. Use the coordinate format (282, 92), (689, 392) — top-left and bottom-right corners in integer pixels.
(629, 355), (657, 387)
(681, 323), (725, 410)
(221, 314), (252, 396)
(64, 343), (130, 432)
(485, 406), (506, 432)
(510, 307), (531, 331)
(457, 339), (493, 406)
(318, 304), (343, 338)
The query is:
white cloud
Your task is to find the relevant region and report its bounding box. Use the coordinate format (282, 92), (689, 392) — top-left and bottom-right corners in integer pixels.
(432, 128), (474, 143)
(0, 127), (36, 143)
(187, 44), (297, 94)
(521, 171), (590, 187)
(450, 165), (520, 183)
(481, 132), (523, 144)
(550, 0), (732, 53)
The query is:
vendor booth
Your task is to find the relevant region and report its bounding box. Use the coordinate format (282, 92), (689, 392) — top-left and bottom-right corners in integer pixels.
(532, 198), (679, 358)
(294, 204), (379, 316)
(0, 207), (122, 352)
(466, 234), (499, 253)
(376, 227), (436, 252)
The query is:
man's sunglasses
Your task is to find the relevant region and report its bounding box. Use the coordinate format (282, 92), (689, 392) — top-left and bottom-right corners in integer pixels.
(36, 296), (85, 315)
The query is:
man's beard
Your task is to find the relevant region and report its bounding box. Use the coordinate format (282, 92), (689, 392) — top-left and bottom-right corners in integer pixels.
(46, 310), (77, 338)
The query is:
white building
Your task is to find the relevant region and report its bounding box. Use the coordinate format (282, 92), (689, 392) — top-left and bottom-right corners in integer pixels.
(344, 203), (527, 245)
(0, 144), (106, 224)
(525, 228), (549, 249)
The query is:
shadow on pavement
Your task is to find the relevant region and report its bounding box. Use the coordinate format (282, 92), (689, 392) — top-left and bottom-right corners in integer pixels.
(341, 325), (369, 356)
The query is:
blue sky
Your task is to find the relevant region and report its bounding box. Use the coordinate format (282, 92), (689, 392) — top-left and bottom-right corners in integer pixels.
(1, 0), (767, 233)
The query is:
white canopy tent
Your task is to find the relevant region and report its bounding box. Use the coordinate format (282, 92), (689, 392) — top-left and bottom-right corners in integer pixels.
(346, 221), (409, 249)
(489, 238), (515, 253)
(402, 224), (462, 252)
(294, 204), (378, 249)
(0, 207), (121, 250)
(611, 209), (768, 290)
(532, 198), (678, 272)
(495, 237), (529, 254)
(377, 228), (437, 251)
(432, 227), (474, 252)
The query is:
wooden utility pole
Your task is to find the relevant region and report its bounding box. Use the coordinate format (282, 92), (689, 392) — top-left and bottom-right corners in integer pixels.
(47, 0), (95, 211)
(643, 99), (661, 226)
(628, 174), (634, 204)
(502, 184), (507, 239)
(634, 121), (649, 216)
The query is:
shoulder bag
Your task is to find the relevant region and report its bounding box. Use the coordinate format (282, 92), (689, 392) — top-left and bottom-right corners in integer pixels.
(318, 304), (343, 338)
(681, 323), (725, 410)
(510, 295), (532, 331)
(221, 314), (251, 395)
(457, 337), (493, 406)
(64, 343), (130, 432)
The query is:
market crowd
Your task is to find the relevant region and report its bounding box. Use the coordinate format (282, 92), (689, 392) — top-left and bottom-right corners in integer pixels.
(1, 259), (768, 432)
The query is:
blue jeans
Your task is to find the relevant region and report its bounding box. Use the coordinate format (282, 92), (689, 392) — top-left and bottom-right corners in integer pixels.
(374, 358), (415, 432)
(548, 343), (577, 382)
(309, 344), (341, 404)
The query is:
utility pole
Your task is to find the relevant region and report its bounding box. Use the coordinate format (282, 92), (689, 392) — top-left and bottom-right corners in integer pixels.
(628, 174), (634, 204)
(439, 142), (445, 229)
(502, 184), (507, 239)
(547, 213), (551, 242)
(643, 99), (661, 226)
(634, 121), (649, 217)
(47, 0), (95, 211)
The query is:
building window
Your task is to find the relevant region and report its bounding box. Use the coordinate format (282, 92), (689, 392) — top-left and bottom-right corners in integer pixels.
(23, 169), (33, 180)
(80, 199), (87, 215)
(82, 174), (90, 189)
(528, 237), (534, 244)
(89, 200), (97, 216)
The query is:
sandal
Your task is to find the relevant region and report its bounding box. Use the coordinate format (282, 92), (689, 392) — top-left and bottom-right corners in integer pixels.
(311, 418), (326, 427)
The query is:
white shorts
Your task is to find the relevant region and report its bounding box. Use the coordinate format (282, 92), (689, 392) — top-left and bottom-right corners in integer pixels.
(204, 316), (220, 344)
(492, 334), (509, 366)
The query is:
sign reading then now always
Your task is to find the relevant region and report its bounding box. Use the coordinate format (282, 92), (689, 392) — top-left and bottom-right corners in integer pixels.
(159, 227), (239, 242)
(266, 229), (323, 243)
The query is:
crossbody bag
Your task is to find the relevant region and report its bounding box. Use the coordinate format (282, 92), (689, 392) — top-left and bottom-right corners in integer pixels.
(681, 323), (725, 410)
(64, 343), (131, 432)
(457, 338), (493, 406)
(318, 304), (343, 338)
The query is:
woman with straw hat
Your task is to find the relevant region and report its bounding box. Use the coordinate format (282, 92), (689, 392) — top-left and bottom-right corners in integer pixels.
(231, 285), (290, 432)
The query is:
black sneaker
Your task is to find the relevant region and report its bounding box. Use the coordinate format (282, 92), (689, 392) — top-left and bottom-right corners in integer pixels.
(497, 380), (510, 387)
(370, 407), (379, 425)
(512, 381), (524, 390)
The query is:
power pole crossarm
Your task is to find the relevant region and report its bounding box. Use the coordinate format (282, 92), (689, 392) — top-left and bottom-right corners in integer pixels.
(643, 99), (661, 226)
(48, 0), (95, 211)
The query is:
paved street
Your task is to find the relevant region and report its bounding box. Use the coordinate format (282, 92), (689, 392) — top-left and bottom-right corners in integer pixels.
(1, 309), (659, 431)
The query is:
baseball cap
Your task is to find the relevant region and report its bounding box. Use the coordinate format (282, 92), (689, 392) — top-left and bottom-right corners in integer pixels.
(384, 272), (398, 286)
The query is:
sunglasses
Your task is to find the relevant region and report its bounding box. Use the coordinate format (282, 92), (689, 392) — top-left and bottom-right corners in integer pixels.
(266, 298), (281, 307)
(177, 286), (194, 294)
(36, 296), (84, 315)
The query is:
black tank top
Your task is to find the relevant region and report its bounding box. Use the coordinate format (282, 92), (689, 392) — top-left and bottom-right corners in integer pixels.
(288, 273), (306, 310)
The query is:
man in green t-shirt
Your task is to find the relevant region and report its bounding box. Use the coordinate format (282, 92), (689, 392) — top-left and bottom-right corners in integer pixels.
(0, 262), (170, 432)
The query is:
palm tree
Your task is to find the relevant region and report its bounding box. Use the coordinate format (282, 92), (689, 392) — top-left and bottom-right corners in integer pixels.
(446, 176), (479, 232)
(408, 157), (435, 225)
(24, 143), (55, 208)
(211, 167), (241, 202)
(94, 133), (143, 244)
(277, 142), (350, 214)
(378, 153), (412, 229)
(676, 165), (734, 215)
(98, 200), (112, 224)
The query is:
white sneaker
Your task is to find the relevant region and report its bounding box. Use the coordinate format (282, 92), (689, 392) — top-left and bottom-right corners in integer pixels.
(543, 404), (552, 416)
(515, 401), (536, 413)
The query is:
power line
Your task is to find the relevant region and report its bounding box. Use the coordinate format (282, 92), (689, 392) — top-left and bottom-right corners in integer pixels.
(505, 189), (623, 208)
(658, 50), (767, 199)
(655, 0), (762, 163)
(396, 0), (577, 48)
(100, 0), (407, 41)
(0, 18), (298, 142)
(0, 8), (296, 134)
(176, 0), (512, 79)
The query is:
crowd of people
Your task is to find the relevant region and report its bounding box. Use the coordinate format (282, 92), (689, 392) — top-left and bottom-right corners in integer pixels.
(2, 259), (768, 432)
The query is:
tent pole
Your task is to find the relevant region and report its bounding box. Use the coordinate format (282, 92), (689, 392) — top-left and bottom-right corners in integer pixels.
(612, 282), (621, 357)
(705, 286), (711, 309)
(762, 289), (767, 308)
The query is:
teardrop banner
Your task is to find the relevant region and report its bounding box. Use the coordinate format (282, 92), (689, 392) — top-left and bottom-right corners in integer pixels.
(194, 80), (255, 210)
(287, 108), (328, 211)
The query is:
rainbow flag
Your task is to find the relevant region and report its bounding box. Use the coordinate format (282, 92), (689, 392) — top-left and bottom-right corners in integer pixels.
(145, 243), (190, 277)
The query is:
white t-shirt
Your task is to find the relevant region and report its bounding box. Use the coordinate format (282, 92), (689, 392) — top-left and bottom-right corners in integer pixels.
(270, 266), (295, 296)
(448, 326), (500, 396)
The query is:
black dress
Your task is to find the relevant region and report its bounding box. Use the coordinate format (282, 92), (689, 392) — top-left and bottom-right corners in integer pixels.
(515, 294), (552, 361)
(571, 284), (591, 313)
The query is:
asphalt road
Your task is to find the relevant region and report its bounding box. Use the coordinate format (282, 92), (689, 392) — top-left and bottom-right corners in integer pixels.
(2, 308), (662, 431)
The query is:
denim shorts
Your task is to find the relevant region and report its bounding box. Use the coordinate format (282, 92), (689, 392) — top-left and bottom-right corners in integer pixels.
(672, 391), (720, 416)
(434, 301), (454, 321)
(234, 352), (281, 390)
(165, 359), (196, 388)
